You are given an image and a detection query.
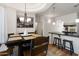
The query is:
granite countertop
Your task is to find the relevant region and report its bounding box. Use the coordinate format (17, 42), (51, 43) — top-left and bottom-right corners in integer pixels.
(49, 32), (64, 35)
(49, 32), (79, 37)
(64, 34), (79, 37)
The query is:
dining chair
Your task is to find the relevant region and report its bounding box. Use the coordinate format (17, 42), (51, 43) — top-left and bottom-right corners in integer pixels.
(18, 32), (24, 34)
(30, 36), (49, 56)
(8, 33), (14, 38)
(28, 32), (37, 34)
(8, 33), (18, 56)
(19, 40), (31, 56)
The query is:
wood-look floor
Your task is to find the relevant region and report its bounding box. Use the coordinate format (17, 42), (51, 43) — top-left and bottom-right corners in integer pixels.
(47, 45), (78, 56)
(24, 44), (78, 56)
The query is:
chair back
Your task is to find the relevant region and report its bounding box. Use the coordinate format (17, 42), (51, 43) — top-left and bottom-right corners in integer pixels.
(19, 32), (24, 34)
(8, 33), (14, 38)
(31, 36), (49, 56)
(28, 32), (36, 34)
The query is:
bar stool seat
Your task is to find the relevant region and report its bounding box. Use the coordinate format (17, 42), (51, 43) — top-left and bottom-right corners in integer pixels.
(63, 39), (74, 55)
(53, 37), (62, 48)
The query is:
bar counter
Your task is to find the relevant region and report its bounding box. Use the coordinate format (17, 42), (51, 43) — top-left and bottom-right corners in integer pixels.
(49, 32), (79, 55)
(49, 32), (79, 38)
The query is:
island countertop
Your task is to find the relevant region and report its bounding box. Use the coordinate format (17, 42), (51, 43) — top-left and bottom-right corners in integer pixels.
(49, 32), (79, 37)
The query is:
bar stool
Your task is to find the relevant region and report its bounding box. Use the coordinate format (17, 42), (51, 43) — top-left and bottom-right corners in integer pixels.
(53, 37), (62, 48)
(63, 39), (74, 55)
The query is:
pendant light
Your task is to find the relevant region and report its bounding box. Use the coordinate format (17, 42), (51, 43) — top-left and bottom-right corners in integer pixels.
(48, 19), (51, 24)
(24, 3), (27, 24)
(52, 6), (56, 25)
(74, 4), (79, 23)
(52, 22), (55, 25)
(23, 3), (28, 36)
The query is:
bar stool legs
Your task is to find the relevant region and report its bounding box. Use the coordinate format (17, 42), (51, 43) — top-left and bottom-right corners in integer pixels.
(53, 37), (62, 48)
(53, 36), (74, 55)
(70, 42), (74, 55)
(63, 40), (74, 55)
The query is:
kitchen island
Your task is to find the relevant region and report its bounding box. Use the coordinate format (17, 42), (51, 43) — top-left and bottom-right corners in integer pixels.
(49, 32), (79, 55)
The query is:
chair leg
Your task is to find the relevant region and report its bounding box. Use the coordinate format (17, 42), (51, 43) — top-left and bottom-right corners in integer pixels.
(70, 43), (74, 55)
(59, 39), (62, 49)
(46, 49), (48, 56)
(55, 39), (57, 45)
(58, 40), (61, 49)
(54, 39), (56, 45)
(62, 41), (65, 50)
(58, 40), (60, 48)
(18, 46), (24, 56)
(53, 39), (55, 45)
(30, 41), (33, 56)
(45, 47), (48, 56)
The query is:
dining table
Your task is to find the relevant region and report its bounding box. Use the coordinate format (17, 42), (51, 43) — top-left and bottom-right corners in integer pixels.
(6, 33), (41, 56)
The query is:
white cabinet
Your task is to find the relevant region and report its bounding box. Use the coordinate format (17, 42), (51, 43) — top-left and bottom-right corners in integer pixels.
(61, 35), (79, 54)
(49, 33), (79, 54)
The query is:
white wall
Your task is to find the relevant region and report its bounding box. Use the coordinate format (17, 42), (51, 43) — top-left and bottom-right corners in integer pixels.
(5, 7), (16, 33)
(0, 5), (36, 44)
(43, 16), (64, 36)
(3, 6), (36, 34)
(0, 5), (16, 43)
(0, 5), (36, 35)
(36, 15), (44, 35)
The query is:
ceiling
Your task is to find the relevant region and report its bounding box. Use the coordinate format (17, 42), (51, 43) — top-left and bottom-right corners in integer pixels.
(41, 3), (79, 17)
(1, 3), (79, 17)
(0, 3), (52, 13)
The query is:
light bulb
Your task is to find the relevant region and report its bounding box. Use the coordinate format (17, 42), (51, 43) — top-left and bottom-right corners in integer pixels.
(52, 22), (55, 25)
(27, 18), (31, 22)
(76, 19), (79, 23)
(20, 17), (24, 22)
(48, 19), (51, 23)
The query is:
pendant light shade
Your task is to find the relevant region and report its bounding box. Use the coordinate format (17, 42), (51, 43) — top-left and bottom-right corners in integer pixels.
(52, 22), (55, 25)
(48, 19), (51, 23)
(76, 19), (79, 23)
